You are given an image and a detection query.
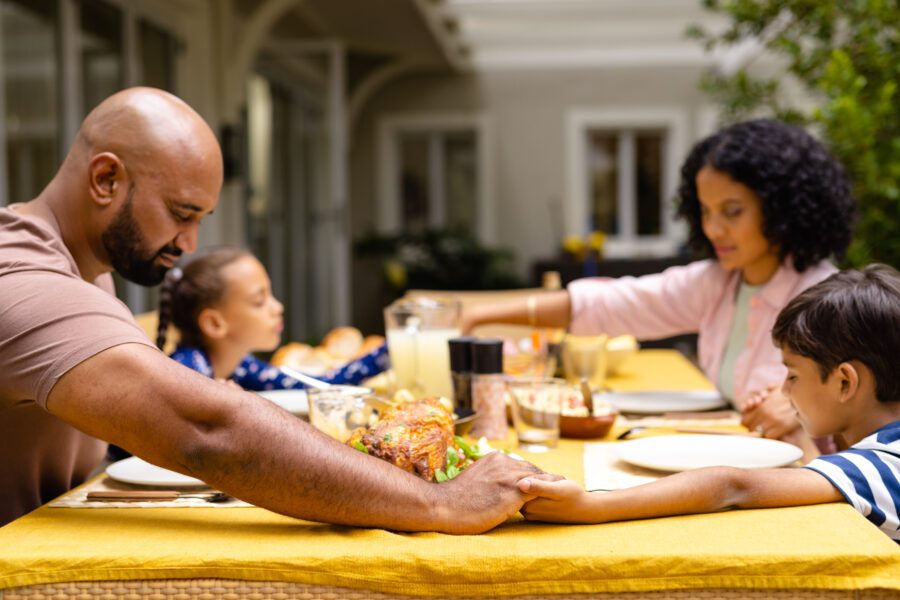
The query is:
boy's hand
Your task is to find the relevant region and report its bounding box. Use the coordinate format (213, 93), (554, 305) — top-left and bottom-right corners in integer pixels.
(517, 477), (592, 523)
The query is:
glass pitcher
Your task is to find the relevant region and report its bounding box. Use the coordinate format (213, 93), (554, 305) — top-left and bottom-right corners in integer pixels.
(384, 298), (461, 399)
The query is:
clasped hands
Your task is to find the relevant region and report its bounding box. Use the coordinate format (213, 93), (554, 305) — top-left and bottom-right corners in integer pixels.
(740, 384), (801, 440)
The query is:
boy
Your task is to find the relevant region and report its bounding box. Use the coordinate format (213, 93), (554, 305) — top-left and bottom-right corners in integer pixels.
(518, 265), (900, 542)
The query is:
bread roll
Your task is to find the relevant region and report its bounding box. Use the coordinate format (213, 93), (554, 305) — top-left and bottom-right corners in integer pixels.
(355, 335), (385, 358)
(270, 342), (312, 368)
(322, 326), (364, 360)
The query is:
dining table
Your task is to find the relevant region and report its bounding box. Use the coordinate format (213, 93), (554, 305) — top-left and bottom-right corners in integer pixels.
(1, 350), (898, 600)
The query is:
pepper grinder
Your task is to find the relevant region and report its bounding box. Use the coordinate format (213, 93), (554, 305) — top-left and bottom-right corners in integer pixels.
(448, 337), (476, 412)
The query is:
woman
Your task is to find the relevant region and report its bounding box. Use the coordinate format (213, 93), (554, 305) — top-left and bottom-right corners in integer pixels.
(157, 247), (387, 390)
(463, 119), (856, 451)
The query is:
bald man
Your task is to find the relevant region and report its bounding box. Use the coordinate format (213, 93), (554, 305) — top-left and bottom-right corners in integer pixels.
(0, 87), (543, 531)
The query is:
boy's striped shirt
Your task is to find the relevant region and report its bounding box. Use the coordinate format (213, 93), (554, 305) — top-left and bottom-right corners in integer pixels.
(805, 420), (900, 542)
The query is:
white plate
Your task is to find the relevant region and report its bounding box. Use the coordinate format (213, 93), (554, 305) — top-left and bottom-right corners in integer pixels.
(615, 434), (804, 472)
(106, 456), (207, 488)
(257, 389), (308, 416)
(597, 390), (726, 414)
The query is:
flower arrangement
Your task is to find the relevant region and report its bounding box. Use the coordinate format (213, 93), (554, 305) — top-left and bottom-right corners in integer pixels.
(561, 231), (606, 261)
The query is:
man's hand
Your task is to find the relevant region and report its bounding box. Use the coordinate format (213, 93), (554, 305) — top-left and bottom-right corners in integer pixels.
(741, 386), (800, 440)
(518, 477), (592, 523)
(432, 452), (544, 534)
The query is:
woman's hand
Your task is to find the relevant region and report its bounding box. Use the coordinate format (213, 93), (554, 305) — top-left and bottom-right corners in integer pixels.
(517, 477), (593, 523)
(740, 385), (800, 440)
(459, 305), (485, 335)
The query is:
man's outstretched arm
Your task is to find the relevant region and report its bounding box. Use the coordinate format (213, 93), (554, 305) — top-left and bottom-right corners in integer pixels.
(48, 343), (540, 534)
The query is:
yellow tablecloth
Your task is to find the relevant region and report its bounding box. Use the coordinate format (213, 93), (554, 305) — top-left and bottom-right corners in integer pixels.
(1, 351), (898, 596)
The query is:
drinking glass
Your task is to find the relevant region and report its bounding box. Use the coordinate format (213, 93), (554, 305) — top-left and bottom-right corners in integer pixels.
(384, 298), (461, 399)
(506, 376), (567, 452)
(307, 386), (375, 443)
(561, 334), (609, 390)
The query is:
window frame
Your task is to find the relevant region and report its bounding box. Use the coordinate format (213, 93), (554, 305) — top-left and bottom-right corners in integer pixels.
(565, 107), (690, 258)
(376, 112), (495, 243)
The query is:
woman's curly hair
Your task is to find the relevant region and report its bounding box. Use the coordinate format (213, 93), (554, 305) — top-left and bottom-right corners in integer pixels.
(675, 119), (857, 272)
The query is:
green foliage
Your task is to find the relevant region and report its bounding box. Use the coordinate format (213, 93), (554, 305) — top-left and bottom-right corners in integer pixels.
(354, 228), (525, 292)
(692, 0), (900, 267)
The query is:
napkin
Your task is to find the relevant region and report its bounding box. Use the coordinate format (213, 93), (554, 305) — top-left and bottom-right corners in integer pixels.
(49, 477), (252, 508)
(583, 442), (663, 492)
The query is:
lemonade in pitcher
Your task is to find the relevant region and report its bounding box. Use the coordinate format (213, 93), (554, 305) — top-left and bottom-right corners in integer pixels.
(384, 299), (460, 399)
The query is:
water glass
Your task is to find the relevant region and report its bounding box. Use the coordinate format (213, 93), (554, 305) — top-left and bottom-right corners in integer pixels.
(307, 386), (375, 443)
(561, 334), (609, 390)
(507, 377), (567, 452)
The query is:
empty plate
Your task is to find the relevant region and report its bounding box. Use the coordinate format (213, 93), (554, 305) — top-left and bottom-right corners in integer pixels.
(597, 390), (726, 414)
(257, 389), (308, 416)
(615, 434), (804, 472)
(106, 456), (207, 487)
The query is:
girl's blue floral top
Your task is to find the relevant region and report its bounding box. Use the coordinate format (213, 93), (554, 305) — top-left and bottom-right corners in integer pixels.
(169, 343), (389, 391)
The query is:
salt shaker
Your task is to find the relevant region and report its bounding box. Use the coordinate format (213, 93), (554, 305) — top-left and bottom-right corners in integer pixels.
(470, 339), (507, 440)
(448, 337), (476, 412)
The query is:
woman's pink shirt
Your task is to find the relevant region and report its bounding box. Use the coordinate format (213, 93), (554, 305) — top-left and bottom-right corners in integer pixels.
(567, 259), (837, 406)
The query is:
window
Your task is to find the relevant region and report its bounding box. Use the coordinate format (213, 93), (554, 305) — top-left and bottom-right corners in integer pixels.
(245, 72), (329, 343)
(0, 0), (178, 313)
(586, 129), (664, 236)
(566, 109), (689, 258)
(139, 19), (177, 92)
(1, 0), (59, 206)
(398, 130), (477, 234)
(80, 0), (123, 113)
(378, 114), (494, 243)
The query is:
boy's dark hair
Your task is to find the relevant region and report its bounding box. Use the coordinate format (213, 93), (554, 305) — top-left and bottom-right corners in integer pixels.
(772, 264), (900, 403)
(156, 246), (251, 351)
(676, 119), (857, 272)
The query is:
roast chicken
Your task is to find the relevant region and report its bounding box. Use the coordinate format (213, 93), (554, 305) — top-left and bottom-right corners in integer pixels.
(347, 397), (454, 481)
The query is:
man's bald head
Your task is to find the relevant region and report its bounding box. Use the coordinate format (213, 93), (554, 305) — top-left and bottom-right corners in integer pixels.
(53, 87), (223, 286)
(73, 87), (222, 181)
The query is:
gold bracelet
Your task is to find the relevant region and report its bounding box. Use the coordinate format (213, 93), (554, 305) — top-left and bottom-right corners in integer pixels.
(527, 295), (537, 327)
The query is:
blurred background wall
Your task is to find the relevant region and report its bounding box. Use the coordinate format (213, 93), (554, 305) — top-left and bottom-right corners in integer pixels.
(0, 0), (795, 340)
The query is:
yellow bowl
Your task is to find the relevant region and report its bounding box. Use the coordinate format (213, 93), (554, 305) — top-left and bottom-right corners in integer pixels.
(606, 335), (639, 374)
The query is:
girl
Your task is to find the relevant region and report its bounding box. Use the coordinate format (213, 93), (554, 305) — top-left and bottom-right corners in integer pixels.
(157, 247), (387, 390)
(462, 119), (856, 451)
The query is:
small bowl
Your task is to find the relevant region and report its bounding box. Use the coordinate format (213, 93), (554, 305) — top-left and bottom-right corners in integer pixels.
(454, 408), (477, 436)
(606, 335), (639, 374)
(559, 412), (618, 439)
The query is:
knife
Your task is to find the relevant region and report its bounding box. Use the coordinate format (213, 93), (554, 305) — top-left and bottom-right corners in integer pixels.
(86, 490), (229, 502)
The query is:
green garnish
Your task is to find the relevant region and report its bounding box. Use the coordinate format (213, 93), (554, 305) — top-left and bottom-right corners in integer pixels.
(435, 469), (449, 483)
(383, 433), (392, 442)
(446, 447), (459, 467)
(454, 436), (488, 460)
(352, 441), (369, 454)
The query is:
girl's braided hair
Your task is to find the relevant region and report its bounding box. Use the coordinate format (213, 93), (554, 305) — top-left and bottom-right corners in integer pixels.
(156, 247), (251, 351)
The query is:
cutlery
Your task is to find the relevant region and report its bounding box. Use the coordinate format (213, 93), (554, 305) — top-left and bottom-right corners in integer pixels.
(580, 378), (594, 415)
(278, 366), (331, 389)
(616, 426), (760, 440)
(86, 490), (230, 502)
(660, 410), (739, 420)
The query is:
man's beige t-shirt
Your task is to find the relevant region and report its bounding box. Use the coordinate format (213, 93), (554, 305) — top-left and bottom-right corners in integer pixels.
(0, 205), (153, 525)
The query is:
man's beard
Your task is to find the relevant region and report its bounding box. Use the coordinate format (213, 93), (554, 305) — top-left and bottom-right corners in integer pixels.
(101, 185), (182, 286)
